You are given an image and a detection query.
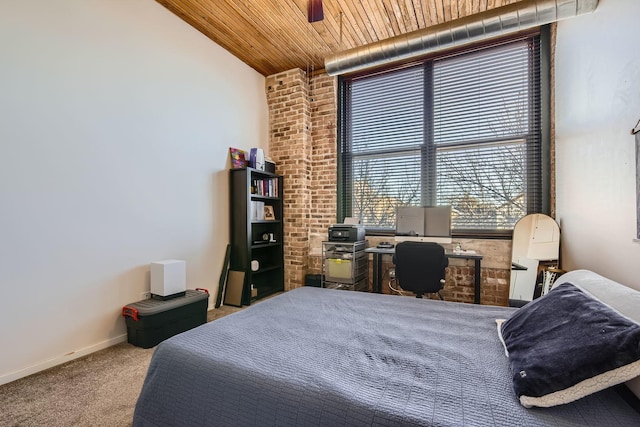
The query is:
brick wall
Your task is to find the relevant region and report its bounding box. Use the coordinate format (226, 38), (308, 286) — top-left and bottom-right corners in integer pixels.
(266, 68), (515, 305)
(367, 260), (509, 305)
(265, 69), (312, 291)
(362, 236), (511, 305)
(309, 71), (339, 270)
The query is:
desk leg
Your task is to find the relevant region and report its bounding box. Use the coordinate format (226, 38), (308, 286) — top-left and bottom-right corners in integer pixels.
(474, 259), (481, 304)
(372, 253), (383, 293)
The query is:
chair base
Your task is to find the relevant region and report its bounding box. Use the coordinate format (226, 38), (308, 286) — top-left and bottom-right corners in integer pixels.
(415, 291), (444, 300)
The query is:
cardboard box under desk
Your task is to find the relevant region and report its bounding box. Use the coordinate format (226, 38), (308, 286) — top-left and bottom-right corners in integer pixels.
(122, 289), (209, 348)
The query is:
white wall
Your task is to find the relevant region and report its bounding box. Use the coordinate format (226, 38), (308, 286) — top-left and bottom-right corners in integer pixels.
(0, 0), (268, 384)
(555, 0), (640, 289)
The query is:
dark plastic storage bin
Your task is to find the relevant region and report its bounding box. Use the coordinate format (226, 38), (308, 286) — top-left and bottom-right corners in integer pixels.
(304, 274), (323, 287)
(122, 289), (209, 348)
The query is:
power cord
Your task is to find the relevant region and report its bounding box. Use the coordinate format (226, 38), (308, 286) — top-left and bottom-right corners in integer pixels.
(385, 267), (406, 296)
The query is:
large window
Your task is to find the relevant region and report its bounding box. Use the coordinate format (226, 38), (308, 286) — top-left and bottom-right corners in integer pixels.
(338, 32), (549, 236)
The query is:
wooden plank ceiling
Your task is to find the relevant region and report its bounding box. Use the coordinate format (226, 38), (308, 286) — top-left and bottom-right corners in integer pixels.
(156, 0), (527, 76)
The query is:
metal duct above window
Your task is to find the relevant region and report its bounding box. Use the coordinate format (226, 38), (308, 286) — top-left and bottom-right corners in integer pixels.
(325, 0), (598, 76)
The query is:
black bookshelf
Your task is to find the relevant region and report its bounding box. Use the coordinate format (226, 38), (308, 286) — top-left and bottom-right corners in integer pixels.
(229, 167), (284, 305)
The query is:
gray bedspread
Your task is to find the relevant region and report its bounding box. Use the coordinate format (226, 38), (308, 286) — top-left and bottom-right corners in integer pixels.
(133, 287), (640, 426)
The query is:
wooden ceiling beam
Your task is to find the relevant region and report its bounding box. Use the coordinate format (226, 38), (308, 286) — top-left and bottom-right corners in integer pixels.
(367, 0), (395, 41)
(195, 0), (307, 71)
(317, 0), (367, 52)
(340, 0), (379, 45)
(380, 0), (404, 36)
(159, 0), (284, 75)
(158, 1), (284, 74)
(410, 0), (428, 29)
(154, 0), (531, 76)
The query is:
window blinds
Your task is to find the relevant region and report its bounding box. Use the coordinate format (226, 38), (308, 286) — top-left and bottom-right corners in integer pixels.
(339, 34), (544, 234)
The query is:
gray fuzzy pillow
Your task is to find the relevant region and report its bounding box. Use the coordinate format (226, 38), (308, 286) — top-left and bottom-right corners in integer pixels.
(500, 282), (640, 408)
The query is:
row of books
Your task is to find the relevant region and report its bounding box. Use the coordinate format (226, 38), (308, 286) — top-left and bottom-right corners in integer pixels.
(251, 178), (279, 197)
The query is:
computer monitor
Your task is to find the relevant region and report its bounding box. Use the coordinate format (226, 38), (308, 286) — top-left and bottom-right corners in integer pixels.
(395, 205), (452, 244)
(395, 206), (424, 237)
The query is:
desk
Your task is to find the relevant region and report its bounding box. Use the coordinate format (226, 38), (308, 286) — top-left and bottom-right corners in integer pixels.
(365, 247), (484, 304)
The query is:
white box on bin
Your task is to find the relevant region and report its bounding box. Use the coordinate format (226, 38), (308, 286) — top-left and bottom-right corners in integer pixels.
(151, 260), (186, 297)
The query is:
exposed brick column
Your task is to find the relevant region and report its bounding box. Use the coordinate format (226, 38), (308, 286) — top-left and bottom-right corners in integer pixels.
(265, 69), (311, 290)
(309, 71), (338, 272)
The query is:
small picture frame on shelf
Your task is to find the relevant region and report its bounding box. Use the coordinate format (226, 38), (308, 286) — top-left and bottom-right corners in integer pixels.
(229, 147), (247, 169)
(264, 205), (275, 220)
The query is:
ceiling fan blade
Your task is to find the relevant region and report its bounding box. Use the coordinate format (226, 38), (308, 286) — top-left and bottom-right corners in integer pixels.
(308, 0), (324, 23)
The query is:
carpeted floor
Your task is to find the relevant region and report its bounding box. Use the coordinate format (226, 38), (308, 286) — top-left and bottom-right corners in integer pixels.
(0, 305), (244, 427)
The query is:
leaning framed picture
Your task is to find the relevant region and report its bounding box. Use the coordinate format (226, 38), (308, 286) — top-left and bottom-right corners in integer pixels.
(229, 147), (247, 169)
(215, 244), (231, 308)
(223, 270), (244, 307)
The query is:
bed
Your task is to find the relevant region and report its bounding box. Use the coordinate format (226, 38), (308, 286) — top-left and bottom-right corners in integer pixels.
(133, 270), (640, 426)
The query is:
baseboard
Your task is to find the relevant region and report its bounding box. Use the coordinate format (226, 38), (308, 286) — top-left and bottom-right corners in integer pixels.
(0, 334), (128, 386)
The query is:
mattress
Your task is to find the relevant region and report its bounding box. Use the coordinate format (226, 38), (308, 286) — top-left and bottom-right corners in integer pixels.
(133, 287), (640, 426)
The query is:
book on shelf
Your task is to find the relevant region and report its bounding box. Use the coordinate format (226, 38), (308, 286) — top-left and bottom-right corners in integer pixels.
(250, 201), (265, 220)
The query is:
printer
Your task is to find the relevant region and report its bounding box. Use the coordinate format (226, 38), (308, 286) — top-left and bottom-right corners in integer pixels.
(328, 224), (366, 242)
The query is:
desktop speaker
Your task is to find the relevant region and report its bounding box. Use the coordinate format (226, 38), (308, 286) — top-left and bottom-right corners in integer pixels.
(151, 259), (186, 299)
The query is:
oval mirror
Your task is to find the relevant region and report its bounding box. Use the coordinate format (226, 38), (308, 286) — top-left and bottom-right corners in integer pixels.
(509, 213), (560, 307)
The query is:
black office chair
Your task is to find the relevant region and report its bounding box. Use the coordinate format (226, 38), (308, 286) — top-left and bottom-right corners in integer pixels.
(393, 241), (448, 299)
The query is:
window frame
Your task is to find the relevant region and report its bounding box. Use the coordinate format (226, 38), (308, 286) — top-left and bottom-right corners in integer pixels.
(337, 28), (551, 239)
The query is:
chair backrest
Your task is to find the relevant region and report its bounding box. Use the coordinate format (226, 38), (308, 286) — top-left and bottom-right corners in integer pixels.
(393, 241), (448, 294)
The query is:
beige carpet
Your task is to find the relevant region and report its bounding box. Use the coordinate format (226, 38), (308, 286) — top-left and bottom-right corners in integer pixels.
(0, 305), (244, 427)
